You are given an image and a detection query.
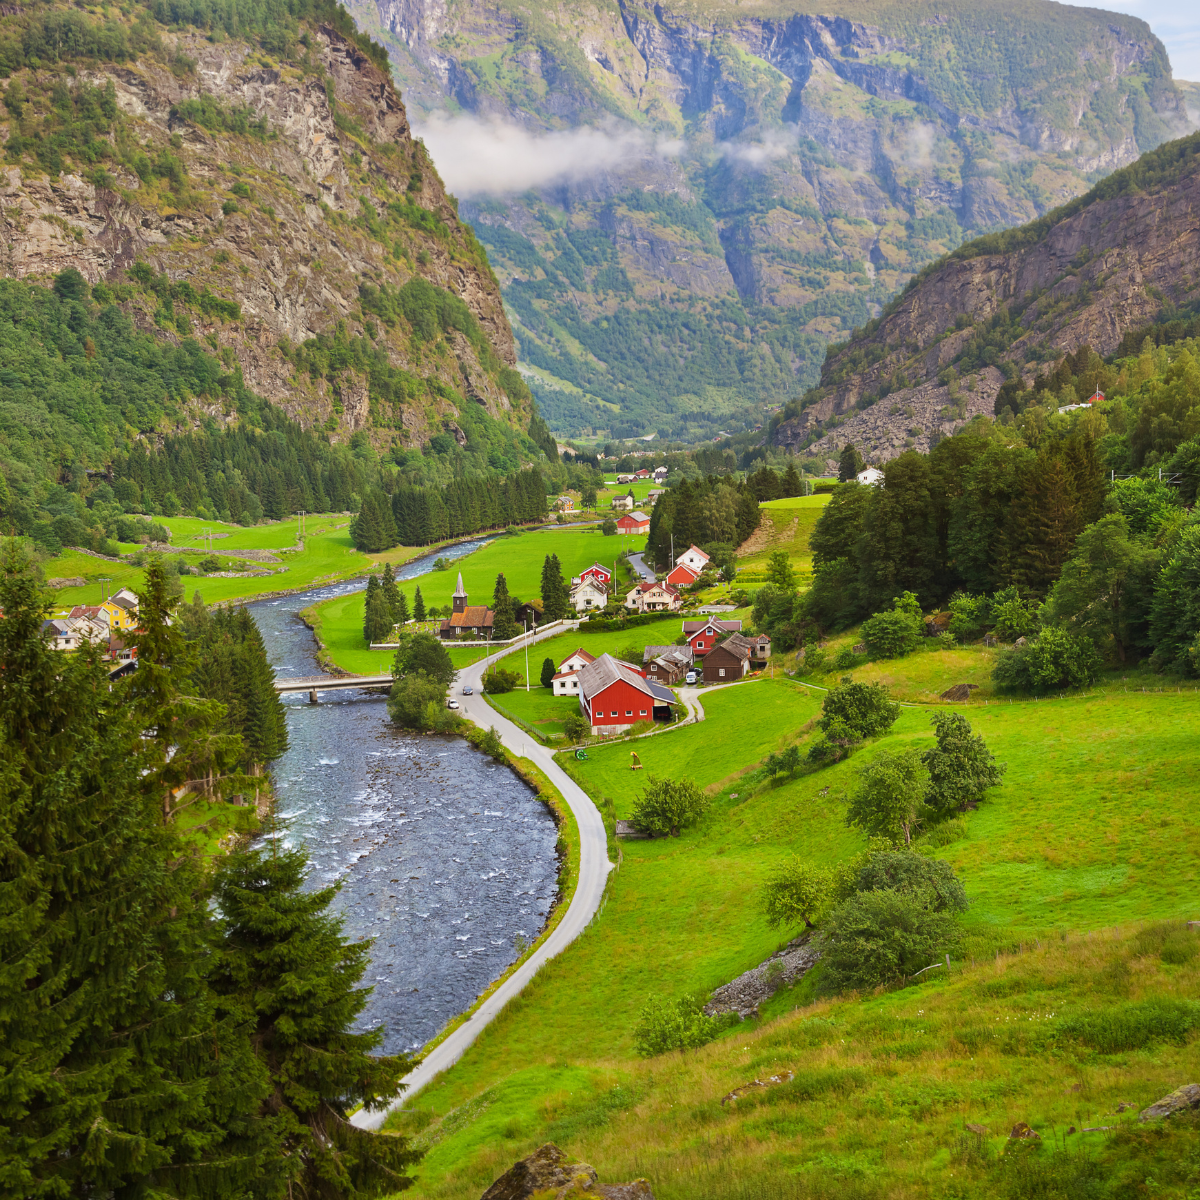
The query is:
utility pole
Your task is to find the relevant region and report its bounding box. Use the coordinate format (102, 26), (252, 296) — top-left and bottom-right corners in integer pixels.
(524, 619), (530, 693)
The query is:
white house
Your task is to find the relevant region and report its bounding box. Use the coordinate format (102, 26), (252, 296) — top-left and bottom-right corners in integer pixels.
(568, 576), (609, 613)
(652, 465), (668, 483)
(552, 647), (597, 696)
(624, 580), (682, 613)
(856, 467), (885, 486)
(675, 544), (710, 575)
(611, 491), (635, 512)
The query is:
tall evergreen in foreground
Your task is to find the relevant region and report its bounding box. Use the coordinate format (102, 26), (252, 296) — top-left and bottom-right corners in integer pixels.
(212, 845), (420, 1198)
(413, 585), (426, 622)
(492, 571), (516, 639)
(540, 554), (568, 621)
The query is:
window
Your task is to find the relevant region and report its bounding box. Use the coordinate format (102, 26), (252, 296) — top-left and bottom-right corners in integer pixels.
(719, 668), (726, 677)
(639, 709), (647, 716)
(625, 710), (633, 717)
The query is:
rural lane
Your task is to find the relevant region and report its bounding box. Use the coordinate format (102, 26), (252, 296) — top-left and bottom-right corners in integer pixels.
(627, 552), (655, 581)
(352, 621), (613, 1126)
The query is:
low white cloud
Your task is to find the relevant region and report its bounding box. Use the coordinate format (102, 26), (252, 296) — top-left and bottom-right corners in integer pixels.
(718, 129), (796, 165)
(414, 113), (682, 196)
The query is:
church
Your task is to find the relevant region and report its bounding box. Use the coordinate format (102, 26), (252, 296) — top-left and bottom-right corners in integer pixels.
(438, 574), (495, 640)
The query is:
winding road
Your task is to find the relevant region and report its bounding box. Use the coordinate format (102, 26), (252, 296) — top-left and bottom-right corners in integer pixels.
(352, 620), (612, 1127)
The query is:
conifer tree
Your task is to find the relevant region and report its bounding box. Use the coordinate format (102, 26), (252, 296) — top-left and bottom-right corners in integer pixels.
(381, 563), (401, 624)
(540, 554), (568, 621)
(782, 460), (803, 497)
(492, 572), (517, 639)
(540, 656), (556, 689)
(212, 844), (421, 1197)
(838, 443), (865, 482)
(364, 579), (393, 645)
(413, 585), (426, 622)
(394, 587), (410, 624)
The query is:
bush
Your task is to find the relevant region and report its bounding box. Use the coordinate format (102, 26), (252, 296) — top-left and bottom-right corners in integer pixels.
(562, 712), (590, 743)
(992, 626), (1101, 693)
(762, 859), (831, 929)
(387, 672), (449, 730)
(482, 667), (521, 694)
(852, 851), (968, 913)
(833, 645), (863, 671)
(806, 716), (862, 765)
(631, 775), (709, 837)
(601, 518), (617, 536)
(861, 608), (923, 658)
(819, 679), (900, 739)
(923, 711), (1005, 814)
(819, 890), (962, 993)
(947, 592), (989, 642)
(1058, 999), (1200, 1053)
(476, 726), (505, 761)
(798, 644), (828, 674)
(633, 993), (729, 1057)
(990, 586), (1042, 642)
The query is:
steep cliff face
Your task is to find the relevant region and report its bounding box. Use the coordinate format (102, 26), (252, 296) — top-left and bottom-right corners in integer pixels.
(771, 131), (1200, 461)
(345, 0), (1192, 439)
(0, 11), (527, 452)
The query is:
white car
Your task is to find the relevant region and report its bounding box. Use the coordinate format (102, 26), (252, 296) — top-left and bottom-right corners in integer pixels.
(685, 671), (698, 685)
(446, 699), (460, 710)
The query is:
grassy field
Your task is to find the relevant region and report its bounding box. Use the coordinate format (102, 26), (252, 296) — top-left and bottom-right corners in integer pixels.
(384, 647), (1200, 1199)
(738, 495), (830, 583)
(485, 689), (582, 739)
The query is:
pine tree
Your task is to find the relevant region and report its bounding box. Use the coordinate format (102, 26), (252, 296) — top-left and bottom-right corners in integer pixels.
(394, 587), (410, 624)
(540, 656), (556, 688)
(540, 554), (567, 621)
(0, 548), (269, 1198)
(782, 461), (802, 497)
(413, 585), (426, 622)
(838, 443), (865, 482)
(364, 582), (393, 645)
(212, 844), (421, 1197)
(381, 562), (401, 624)
(492, 572), (517, 639)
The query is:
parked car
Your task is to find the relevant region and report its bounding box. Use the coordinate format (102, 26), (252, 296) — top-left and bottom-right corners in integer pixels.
(685, 670), (698, 685)
(462, 686), (473, 695)
(446, 699), (460, 709)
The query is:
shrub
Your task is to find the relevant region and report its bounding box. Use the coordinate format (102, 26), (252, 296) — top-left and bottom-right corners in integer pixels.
(820, 890), (962, 993)
(852, 851), (968, 913)
(989, 586), (1042, 642)
(762, 859), (831, 929)
(601, 518), (617, 536)
(947, 592), (989, 642)
(633, 993), (729, 1056)
(819, 680), (900, 740)
(631, 775), (709, 837)
(861, 607), (923, 658)
(562, 712), (590, 743)
(923, 711), (1005, 814)
(199, 554), (220, 573)
(806, 716), (862, 764)
(387, 672), (448, 730)
(482, 666), (521, 694)
(476, 726), (505, 761)
(798, 644), (828, 674)
(992, 626), (1101, 693)
(846, 749), (930, 846)
(1058, 998), (1200, 1053)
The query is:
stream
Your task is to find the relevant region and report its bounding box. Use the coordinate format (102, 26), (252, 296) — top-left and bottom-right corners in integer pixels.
(247, 542), (560, 1055)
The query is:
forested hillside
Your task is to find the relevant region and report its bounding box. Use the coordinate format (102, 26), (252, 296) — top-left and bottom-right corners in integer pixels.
(347, 0), (1192, 440)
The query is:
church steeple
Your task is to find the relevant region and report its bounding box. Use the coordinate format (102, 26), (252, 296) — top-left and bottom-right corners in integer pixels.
(452, 572), (468, 615)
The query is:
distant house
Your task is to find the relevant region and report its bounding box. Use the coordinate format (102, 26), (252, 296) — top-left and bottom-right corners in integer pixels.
(683, 618), (743, 657)
(106, 635), (137, 671)
(514, 598), (544, 628)
(642, 644), (693, 685)
(748, 632), (772, 663)
(665, 561), (700, 589)
(652, 466), (668, 483)
(552, 648), (596, 697)
(41, 619), (81, 651)
(66, 605), (113, 644)
(856, 467), (885, 486)
(1088, 389), (1105, 404)
(568, 575), (609, 613)
(624, 580), (681, 613)
(646, 489), (665, 506)
(577, 562), (613, 588)
(577, 652), (675, 734)
(438, 574), (495, 639)
(616, 511), (650, 535)
(675, 544), (710, 575)
(99, 588), (140, 633)
(702, 632), (753, 683)
(634, 468), (651, 479)
(555, 494), (575, 512)
(611, 492), (635, 512)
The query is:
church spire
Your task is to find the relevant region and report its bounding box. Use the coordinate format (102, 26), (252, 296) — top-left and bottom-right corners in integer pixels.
(452, 572), (467, 615)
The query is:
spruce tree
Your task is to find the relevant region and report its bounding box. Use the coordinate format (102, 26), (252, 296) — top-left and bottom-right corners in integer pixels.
(381, 563), (401, 624)
(541, 554), (568, 621)
(363, 575), (381, 643)
(782, 461), (803, 497)
(394, 587), (410, 624)
(364, 587), (393, 645)
(838, 444), (865, 482)
(540, 656), (556, 688)
(413, 585), (426, 622)
(212, 844), (421, 1197)
(492, 572), (517, 639)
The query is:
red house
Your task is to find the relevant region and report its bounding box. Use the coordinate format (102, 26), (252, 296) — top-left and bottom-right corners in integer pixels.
(682, 618), (743, 656)
(634, 468), (651, 479)
(578, 562), (613, 587)
(577, 653), (676, 734)
(666, 562), (699, 589)
(616, 510), (650, 535)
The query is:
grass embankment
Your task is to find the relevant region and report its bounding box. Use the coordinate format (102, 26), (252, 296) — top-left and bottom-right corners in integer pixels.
(387, 656), (1200, 1198)
(738, 494), (830, 584)
(308, 526), (648, 674)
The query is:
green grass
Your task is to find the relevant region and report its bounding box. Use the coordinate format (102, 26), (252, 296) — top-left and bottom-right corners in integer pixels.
(738, 495), (829, 583)
(387, 646), (1200, 1199)
(485, 688), (581, 738)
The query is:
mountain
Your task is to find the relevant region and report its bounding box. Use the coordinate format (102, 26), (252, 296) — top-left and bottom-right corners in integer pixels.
(345, 0), (1192, 441)
(770, 128), (1200, 462)
(0, 0), (543, 469)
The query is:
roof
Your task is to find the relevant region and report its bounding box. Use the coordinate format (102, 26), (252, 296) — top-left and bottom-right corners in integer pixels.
(517, 598), (544, 613)
(441, 605), (493, 628)
(710, 632), (753, 661)
(583, 562), (612, 575)
(570, 576), (608, 594)
(619, 510), (649, 523)
(108, 595), (138, 612)
(68, 605), (104, 620)
(683, 619), (743, 634)
(679, 544), (710, 563)
(577, 653), (675, 706)
(559, 647), (596, 670)
(643, 645), (692, 665)
(453, 572), (467, 599)
(629, 580), (678, 595)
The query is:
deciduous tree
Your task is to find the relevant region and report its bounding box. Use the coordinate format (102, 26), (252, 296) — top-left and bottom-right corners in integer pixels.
(923, 712), (1005, 814)
(846, 748), (929, 846)
(631, 776), (709, 837)
(762, 859), (831, 929)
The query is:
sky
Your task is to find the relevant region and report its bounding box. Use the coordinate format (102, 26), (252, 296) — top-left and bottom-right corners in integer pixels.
(1093, 0), (1200, 79)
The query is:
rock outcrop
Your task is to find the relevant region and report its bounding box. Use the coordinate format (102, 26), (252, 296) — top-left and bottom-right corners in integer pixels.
(705, 935), (819, 1020)
(0, 12), (526, 451)
(481, 1144), (654, 1200)
(1140, 1083), (1200, 1121)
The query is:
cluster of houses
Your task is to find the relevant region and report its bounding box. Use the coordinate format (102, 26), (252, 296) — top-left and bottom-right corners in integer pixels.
(549, 613), (772, 734)
(614, 466), (668, 486)
(40, 587), (142, 672)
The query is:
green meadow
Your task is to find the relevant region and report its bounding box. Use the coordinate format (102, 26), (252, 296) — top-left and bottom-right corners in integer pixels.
(738, 494), (830, 582)
(387, 649), (1200, 1199)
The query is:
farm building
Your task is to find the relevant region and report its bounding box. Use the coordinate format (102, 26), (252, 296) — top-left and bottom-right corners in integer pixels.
(577, 653), (675, 735)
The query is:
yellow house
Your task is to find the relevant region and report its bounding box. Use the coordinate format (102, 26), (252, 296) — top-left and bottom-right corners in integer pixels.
(100, 587), (140, 632)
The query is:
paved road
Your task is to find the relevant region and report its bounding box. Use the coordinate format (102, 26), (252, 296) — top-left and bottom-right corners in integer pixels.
(352, 620), (612, 1127)
(627, 551), (656, 581)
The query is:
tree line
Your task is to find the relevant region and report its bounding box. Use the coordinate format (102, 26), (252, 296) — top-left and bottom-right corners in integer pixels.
(0, 549), (418, 1197)
(646, 475), (761, 568)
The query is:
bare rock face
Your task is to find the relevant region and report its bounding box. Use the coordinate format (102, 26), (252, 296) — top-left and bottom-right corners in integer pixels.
(481, 1143), (654, 1200)
(0, 20), (522, 451)
(1140, 1084), (1200, 1121)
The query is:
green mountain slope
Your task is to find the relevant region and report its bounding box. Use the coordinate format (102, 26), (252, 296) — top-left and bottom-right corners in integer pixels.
(347, 0), (1192, 440)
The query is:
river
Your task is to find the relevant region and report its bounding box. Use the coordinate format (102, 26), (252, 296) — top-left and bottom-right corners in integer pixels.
(247, 542), (560, 1056)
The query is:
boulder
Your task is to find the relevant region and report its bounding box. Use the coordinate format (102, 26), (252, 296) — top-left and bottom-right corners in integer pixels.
(1009, 1122), (1040, 1141)
(1140, 1084), (1200, 1122)
(480, 1143), (655, 1200)
(940, 684), (972, 701)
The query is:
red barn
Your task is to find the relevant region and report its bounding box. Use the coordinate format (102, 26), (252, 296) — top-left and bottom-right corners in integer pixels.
(666, 562), (699, 588)
(683, 618), (743, 656)
(577, 653), (675, 734)
(578, 562), (613, 586)
(616, 510), (650, 535)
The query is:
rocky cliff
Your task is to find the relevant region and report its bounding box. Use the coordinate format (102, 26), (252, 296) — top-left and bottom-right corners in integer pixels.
(0, 5), (530, 453)
(345, 0), (1192, 440)
(772, 130), (1200, 461)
